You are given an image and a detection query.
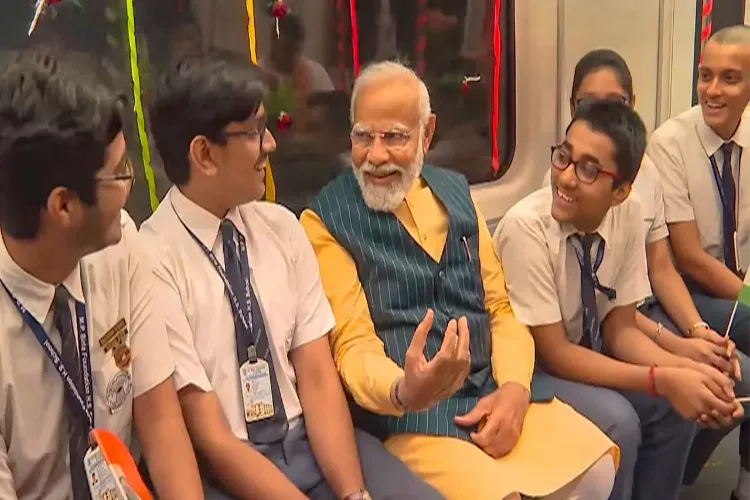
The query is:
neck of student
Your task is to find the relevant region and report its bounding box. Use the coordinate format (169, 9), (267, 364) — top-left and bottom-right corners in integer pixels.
(573, 215), (603, 235)
(711, 116), (742, 141)
(178, 184), (232, 220)
(2, 232), (81, 285)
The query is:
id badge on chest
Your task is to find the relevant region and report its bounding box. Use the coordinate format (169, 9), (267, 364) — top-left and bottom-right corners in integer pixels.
(240, 346), (275, 423)
(84, 429), (153, 500)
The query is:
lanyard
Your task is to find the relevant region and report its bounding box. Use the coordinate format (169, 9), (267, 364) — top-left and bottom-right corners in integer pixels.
(0, 279), (94, 428)
(572, 236), (605, 272)
(172, 206), (256, 350)
(708, 148), (742, 218)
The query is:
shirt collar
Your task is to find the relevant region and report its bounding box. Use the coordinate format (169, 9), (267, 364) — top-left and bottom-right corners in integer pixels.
(168, 186), (248, 249)
(696, 108), (750, 157)
(555, 209), (613, 249)
(0, 232), (84, 325)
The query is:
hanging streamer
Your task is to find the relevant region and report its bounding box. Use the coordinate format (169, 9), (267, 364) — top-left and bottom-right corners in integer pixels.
(125, 0), (159, 212)
(699, 0), (713, 64)
(490, 0), (501, 172)
(246, 0), (277, 202)
(349, 0), (360, 77)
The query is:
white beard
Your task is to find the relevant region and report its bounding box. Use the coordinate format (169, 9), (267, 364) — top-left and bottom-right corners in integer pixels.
(353, 143), (424, 212)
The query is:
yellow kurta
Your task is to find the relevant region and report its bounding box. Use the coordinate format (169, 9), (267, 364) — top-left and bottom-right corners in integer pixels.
(300, 179), (618, 499)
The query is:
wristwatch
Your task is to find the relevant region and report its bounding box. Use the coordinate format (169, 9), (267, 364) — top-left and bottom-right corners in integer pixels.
(342, 489), (372, 500)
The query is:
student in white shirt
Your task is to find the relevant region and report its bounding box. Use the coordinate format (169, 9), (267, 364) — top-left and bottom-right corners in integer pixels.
(646, 26), (750, 498)
(0, 50), (203, 499)
(139, 52), (442, 500)
(542, 48), (750, 493)
(495, 101), (743, 500)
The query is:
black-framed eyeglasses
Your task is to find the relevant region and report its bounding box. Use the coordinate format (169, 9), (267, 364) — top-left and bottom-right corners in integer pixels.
(550, 145), (619, 185)
(350, 128), (412, 149)
(96, 156), (135, 193)
(222, 123), (268, 147)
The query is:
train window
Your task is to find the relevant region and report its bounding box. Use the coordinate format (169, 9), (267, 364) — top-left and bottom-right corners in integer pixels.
(0, 0), (515, 223)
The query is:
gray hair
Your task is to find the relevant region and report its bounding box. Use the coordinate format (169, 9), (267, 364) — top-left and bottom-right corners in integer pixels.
(709, 24), (750, 46)
(350, 61), (431, 125)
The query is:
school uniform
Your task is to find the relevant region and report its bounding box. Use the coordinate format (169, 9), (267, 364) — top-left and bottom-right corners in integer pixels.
(139, 187), (441, 500)
(494, 187), (696, 500)
(647, 105), (750, 481)
(0, 210), (175, 499)
(646, 105), (750, 354)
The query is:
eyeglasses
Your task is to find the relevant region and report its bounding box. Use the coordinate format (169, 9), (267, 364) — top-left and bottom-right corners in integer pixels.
(550, 145), (619, 185)
(96, 156), (135, 193)
(350, 129), (412, 149)
(223, 124), (268, 148)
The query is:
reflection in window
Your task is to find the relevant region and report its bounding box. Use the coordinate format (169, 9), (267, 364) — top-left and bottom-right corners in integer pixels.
(1, 0), (515, 222)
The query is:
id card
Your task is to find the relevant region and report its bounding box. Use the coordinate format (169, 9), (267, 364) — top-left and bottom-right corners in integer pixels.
(240, 358), (275, 422)
(85, 447), (127, 500)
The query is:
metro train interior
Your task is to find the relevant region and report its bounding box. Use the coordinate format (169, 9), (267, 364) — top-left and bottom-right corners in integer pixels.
(1, 0), (749, 498)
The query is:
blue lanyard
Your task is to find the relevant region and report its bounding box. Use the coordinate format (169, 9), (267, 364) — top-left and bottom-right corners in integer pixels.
(709, 148), (742, 215)
(0, 279), (94, 428)
(572, 236), (616, 301)
(172, 206), (256, 347)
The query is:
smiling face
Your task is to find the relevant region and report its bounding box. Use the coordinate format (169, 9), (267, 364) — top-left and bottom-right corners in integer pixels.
(550, 120), (630, 232)
(350, 76), (435, 212)
(697, 40), (750, 139)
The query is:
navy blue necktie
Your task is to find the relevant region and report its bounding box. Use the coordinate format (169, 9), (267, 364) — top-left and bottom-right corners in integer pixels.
(53, 286), (91, 500)
(221, 220), (288, 444)
(719, 142), (739, 275)
(572, 234), (616, 353)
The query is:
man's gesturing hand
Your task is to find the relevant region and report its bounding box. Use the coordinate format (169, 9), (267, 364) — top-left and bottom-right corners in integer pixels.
(395, 309), (471, 412)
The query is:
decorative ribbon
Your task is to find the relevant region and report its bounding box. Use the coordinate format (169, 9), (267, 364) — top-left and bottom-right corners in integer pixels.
(125, 0), (159, 211)
(490, 0), (501, 172)
(349, 0), (360, 77)
(246, 0), (276, 202)
(699, 0), (713, 64)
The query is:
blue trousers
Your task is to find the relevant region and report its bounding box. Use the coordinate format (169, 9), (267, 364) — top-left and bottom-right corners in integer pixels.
(640, 297), (750, 484)
(201, 424), (444, 500)
(543, 373), (695, 500)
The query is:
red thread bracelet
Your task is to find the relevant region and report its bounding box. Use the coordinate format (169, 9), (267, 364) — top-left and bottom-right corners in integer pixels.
(648, 365), (658, 397)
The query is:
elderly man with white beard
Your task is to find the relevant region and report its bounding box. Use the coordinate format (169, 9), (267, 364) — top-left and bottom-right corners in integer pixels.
(299, 61), (619, 500)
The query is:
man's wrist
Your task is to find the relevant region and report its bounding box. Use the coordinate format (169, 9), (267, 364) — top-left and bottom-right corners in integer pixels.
(341, 489), (371, 500)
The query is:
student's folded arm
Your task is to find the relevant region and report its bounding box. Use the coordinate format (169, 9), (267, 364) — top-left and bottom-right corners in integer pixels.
(645, 139), (741, 299)
(493, 211), (652, 393)
(600, 219), (688, 369)
(151, 269), (304, 500)
(475, 202), (534, 392)
(126, 223), (203, 499)
(300, 210), (405, 416)
(0, 436), (18, 500)
(287, 218), (365, 498)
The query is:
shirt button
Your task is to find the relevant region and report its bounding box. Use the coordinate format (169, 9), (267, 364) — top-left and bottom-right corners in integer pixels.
(438, 270), (446, 279)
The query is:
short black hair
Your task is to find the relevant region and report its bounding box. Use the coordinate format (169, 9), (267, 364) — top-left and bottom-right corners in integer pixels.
(571, 49), (634, 105)
(567, 100), (646, 187)
(0, 49), (123, 239)
(149, 51), (266, 185)
(278, 14), (305, 46)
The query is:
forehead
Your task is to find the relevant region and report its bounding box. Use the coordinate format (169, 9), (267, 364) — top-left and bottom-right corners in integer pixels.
(565, 120), (616, 165)
(98, 132), (127, 175)
(701, 42), (750, 72)
(577, 68), (627, 96)
(353, 78), (421, 128)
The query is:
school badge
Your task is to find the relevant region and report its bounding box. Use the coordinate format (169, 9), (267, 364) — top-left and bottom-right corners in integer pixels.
(106, 370), (132, 413)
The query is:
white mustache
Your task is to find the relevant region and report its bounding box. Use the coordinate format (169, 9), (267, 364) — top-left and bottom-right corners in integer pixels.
(359, 163), (405, 176)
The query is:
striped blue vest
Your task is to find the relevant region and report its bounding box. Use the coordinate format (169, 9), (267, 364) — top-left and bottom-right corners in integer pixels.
(311, 165), (497, 440)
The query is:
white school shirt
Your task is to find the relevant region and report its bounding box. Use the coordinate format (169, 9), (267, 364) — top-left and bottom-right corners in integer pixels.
(493, 188), (652, 343)
(541, 154), (669, 246)
(646, 105), (750, 273)
(139, 187), (335, 440)
(0, 210), (174, 500)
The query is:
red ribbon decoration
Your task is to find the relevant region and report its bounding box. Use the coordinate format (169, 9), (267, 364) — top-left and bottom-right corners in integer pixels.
(699, 0), (713, 64)
(490, 0), (501, 172)
(349, 0), (360, 77)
